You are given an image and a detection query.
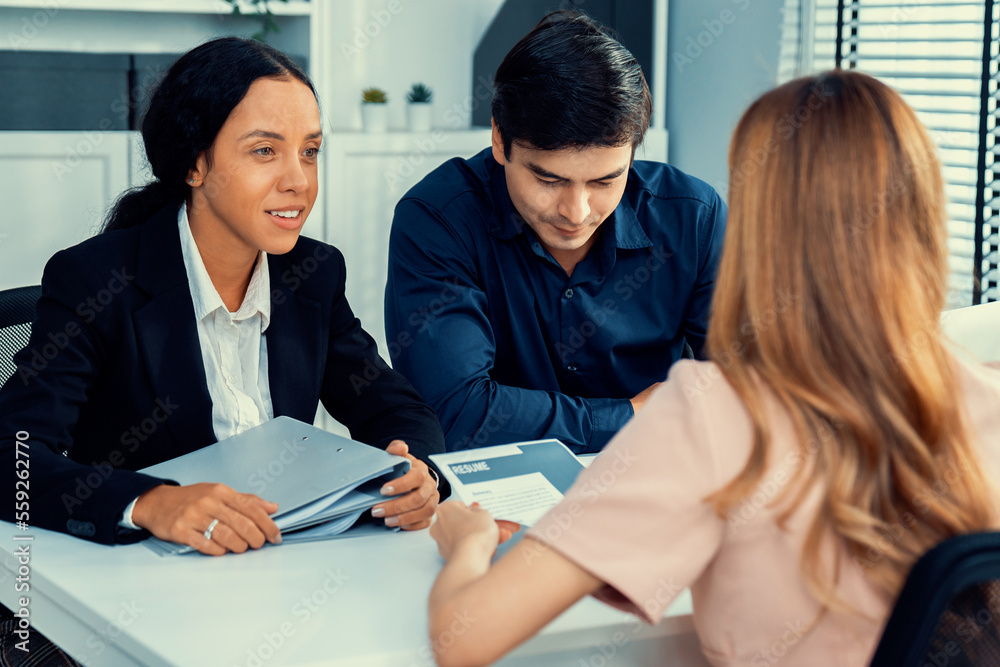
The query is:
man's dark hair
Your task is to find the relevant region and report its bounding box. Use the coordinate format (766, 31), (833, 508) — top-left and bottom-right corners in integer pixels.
(491, 10), (652, 159)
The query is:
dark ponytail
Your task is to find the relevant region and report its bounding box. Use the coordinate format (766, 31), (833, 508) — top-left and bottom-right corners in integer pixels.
(103, 37), (316, 232)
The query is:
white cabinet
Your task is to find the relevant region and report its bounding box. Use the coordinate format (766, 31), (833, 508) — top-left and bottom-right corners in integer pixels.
(0, 131), (130, 288)
(322, 130), (493, 357)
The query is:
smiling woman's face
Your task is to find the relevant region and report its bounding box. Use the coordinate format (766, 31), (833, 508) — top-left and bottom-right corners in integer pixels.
(187, 76), (322, 258)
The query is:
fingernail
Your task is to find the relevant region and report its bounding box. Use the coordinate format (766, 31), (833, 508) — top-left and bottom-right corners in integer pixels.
(384, 516), (399, 527)
(381, 485), (394, 495)
(371, 507), (385, 518)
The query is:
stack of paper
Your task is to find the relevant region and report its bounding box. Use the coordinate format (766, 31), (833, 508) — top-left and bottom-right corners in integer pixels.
(139, 417), (409, 555)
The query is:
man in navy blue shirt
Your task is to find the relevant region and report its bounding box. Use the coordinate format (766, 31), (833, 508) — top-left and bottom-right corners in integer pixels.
(385, 11), (726, 453)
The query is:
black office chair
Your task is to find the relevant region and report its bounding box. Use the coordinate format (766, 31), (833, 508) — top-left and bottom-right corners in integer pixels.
(870, 531), (1000, 666)
(0, 284), (85, 665)
(0, 285), (41, 387)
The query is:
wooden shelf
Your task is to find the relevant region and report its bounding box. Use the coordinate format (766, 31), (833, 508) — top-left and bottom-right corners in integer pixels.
(0, 0), (312, 16)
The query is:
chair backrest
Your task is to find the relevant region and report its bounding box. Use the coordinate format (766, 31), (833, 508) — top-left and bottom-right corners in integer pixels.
(0, 285), (41, 387)
(870, 531), (1000, 667)
(942, 302), (1000, 363)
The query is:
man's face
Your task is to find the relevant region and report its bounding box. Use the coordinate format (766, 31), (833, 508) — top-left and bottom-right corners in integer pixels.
(492, 120), (631, 267)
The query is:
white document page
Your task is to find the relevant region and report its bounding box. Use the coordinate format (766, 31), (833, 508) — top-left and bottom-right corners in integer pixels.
(459, 472), (564, 526)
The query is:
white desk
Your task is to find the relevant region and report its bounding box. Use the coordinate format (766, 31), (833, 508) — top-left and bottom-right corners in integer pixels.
(0, 523), (709, 666)
(942, 302), (1000, 363)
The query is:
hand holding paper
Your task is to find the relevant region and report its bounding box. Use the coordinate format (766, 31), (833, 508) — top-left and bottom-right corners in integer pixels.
(372, 440), (440, 531)
(429, 501), (523, 562)
(429, 440), (585, 526)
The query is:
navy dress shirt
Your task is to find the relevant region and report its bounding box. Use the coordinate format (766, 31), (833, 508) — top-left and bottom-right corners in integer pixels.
(385, 148), (726, 453)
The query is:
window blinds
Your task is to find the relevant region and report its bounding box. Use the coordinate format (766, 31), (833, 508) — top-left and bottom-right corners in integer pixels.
(783, 0), (997, 307)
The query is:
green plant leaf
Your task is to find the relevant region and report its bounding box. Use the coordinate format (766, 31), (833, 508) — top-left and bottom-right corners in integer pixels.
(406, 82), (433, 103)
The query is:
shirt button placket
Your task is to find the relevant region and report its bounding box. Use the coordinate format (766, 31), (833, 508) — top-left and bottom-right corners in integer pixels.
(561, 285), (578, 374)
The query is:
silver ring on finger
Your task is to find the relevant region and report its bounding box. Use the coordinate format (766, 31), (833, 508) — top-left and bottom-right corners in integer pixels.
(203, 518), (220, 540)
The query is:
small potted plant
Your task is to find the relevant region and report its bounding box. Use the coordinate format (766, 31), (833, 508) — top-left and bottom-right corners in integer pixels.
(406, 82), (433, 133)
(361, 87), (388, 133)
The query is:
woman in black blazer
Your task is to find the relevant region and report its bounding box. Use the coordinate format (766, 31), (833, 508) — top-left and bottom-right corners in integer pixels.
(0, 38), (446, 556)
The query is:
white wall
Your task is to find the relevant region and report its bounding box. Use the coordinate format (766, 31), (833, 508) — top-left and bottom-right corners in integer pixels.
(665, 0), (785, 197)
(321, 0), (504, 131)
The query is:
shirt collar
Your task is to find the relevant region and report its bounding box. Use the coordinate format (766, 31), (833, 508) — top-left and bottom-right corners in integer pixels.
(177, 202), (271, 331)
(487, 161), (529, 241)
(487, 157), (654, 252)
(611, 190), (654, 250)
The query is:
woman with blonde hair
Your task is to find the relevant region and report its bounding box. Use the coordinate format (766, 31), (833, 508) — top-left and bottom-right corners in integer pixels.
(426, 70), (1000, 667)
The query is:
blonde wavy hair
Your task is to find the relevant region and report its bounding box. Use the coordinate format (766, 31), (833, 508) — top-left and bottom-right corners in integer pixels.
(707, 70), (994, 610)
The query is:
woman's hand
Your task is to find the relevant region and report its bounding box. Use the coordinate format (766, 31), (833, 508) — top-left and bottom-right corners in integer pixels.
(132, 483), (281, 556)
(371, 440), (440, 530)
(430, 501), (521, 561)
(496, 519), (523, 545)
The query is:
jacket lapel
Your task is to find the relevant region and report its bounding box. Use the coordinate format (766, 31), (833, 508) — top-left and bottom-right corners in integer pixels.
(266, 257), (323, 423)
(131, 207), (216, 455)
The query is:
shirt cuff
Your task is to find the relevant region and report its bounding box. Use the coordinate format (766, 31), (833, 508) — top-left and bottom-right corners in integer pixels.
(118, 496), (141, 530)
(585, 398), (636, 454)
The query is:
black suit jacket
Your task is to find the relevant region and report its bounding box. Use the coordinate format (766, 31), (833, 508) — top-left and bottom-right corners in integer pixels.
(0, 206), (446, 544)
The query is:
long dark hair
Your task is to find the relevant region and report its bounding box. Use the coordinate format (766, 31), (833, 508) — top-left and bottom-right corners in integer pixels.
(491, 10), (651, 158)
(103, 37), (316, 232)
